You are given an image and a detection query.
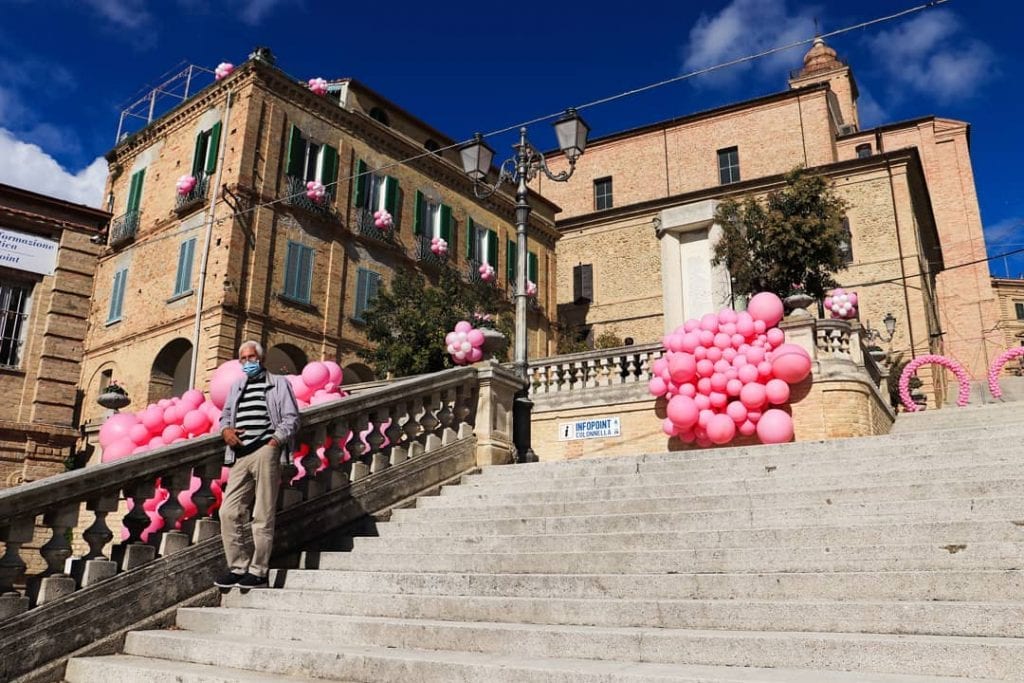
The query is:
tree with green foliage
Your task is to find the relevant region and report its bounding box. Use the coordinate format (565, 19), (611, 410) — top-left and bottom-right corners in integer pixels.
(712, 168), (850, 300)
(358, 266), (510, 378)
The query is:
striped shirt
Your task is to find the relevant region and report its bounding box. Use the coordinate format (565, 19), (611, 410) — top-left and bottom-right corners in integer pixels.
(233, 374), (275, 456)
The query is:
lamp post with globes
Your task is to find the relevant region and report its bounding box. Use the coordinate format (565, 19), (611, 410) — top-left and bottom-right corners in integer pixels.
(459, 109), (590, 378)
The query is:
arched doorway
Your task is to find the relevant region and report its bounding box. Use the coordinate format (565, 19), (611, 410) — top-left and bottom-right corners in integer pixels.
(342, 362), (375, 384)
(265, 343), (308, 375)
(150, 338), (193, 402)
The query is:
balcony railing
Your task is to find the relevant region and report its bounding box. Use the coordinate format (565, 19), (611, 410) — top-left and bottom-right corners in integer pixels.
(355, 207), (397, 245)
(283, 175), (335, 219)
(173, 172), (209, 214)
(527, 342), (663, 397)
(415, 234), (448, 269)
(508, 280), (542, 311)
(108, 211), (139, 248)
(466, 258), (497, 287)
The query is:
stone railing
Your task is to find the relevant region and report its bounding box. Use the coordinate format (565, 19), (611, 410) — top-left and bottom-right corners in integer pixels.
(527, 342), (663, 397)
(782, 315), (887, 396)
(0, 364), (521, 622)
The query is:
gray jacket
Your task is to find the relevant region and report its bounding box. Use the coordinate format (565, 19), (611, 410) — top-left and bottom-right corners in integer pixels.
(219, 371), (300, 465)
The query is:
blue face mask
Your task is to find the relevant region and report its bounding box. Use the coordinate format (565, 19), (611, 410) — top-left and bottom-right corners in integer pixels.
(242, 360), (262, 377)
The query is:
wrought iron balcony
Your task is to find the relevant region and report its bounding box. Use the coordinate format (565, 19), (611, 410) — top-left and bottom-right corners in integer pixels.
(174, 172), (209, 214)
(508, 280), (542, 311)
(109, 210), (139, 248)
(466, 258), (496, 287)
(415, 234), (448, 269)
(283, 175), (335, 219)
(355, 207), (397, 245)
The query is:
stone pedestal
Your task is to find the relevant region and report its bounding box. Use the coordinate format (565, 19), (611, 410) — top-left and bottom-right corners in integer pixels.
(158, 530), (190, 556)
(118, 543), (156, 571)
(81, 559), (118, 587)
(35, 575), (76, 604)
(0, 593), (29, 619)
(474, 362), (524, 466)
(193, 518), (220, 543)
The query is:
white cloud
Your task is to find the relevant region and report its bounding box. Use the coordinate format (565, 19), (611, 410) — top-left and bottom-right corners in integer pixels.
(856, 86), (887, 129)
(985, 216), (1023, 248)
(681, 0), (817, 88)
(80, 0), (151, 29)
(237, 0), (292, 25)
(0, 129), (106, 207)
(866, 10), (996, 104)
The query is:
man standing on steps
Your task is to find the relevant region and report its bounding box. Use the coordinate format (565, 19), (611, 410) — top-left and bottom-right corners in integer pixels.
(214, 340), (300, 589)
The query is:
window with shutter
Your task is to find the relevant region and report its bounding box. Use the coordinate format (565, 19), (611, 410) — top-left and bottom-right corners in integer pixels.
(204, 122), (221, 175)
(126, 170), (145, 214)
(354, 268), (382, 321)
(439, 204), (452, 242)
(486, 229), (497, 266)
(573, 263), (593, 304)
(107, 268), (128, 323)
(283, 241), (314, 303)
(191, 130), (210, 177)
(466, 217), (476, 260)
(173, 238), (197, 297)
(528, 251), (539, 285)
(506, 238), (517, 285)
(1015, 302), (1024, 320)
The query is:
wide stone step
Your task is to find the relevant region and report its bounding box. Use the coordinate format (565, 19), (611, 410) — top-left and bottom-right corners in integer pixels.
(107, 630), (997, 683)
(169, 608), (1024, 679)
(463, 446), (1022, 489)
(277, 568), (1024, 603)
(892, 403), (1024, 433)
(224, 588), (1024, 638)
(317, 541), (1022, 574)
(439, 462), (1024, 505)
(378, 496), (1024, 537)
(402, 478), (1024, 520)
(64, 654), (327, 682)
(353, 519), (1024, 553)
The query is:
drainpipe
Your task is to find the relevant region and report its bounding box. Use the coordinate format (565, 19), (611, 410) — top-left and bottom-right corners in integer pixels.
(188, 88), (234, 388)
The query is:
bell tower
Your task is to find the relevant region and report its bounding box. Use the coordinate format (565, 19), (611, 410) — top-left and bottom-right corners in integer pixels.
(789, 36), (860, 131)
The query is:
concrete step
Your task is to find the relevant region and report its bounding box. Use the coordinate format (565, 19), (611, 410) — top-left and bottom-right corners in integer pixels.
(277, 568), (1024, 603)
(64, 654), (326, 682)
(352, 520), (1024, 553)
(378, 496), (1024, 537)
(169, 608), (1024, 679)
(106, 629), (999, 683)
(892, 402), (1024, 433)
(317, 541), (1023, 574)
(223, 588), (1024, 638)
(400, 478), (1024, 520)
(438, 462), (1024, 505)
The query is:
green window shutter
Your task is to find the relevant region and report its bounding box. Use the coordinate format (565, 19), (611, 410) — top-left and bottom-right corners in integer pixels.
(528, 251), (538, 284)
(301, 245), (314, 303)
(284, 241), (300, 299)
(320, 145), (339, 196)
(205, 122), (222, 175)
(174, 238), (196, 296)
(384, 176), (399, 218)
(353, 158), (367, 207)
(191, 132), (207, 177)
(506, 237), (517, 285)
(367, 271), (381, 305)
(413, 190), (424, 235)
(486, 229), (498, 266)
(285, 125), (304, 177)
(439, 204), (452, 242)
(108, 268), (127, 322)
(354, 268), (369, 320)
(126, 169), (145, 213)
(465, 217), (475, 259)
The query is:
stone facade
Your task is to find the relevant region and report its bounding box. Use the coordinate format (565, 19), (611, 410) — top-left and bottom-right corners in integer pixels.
(0, 184), (108, 488)
(534, 38), (997, 405)
(80, 54), (559, 427)
(991, 278), (1024, 363)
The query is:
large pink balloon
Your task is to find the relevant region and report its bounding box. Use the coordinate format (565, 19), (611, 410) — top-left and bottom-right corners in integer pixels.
(182, 389), (206, 409)
(288, 375), (313, 401)
(771, 344), (813, 384)
(740, 381), (767, 410)
(666, 395), (699, 428)
(765, 378), (791, 405)
(756, 409), (794, 444)
(706, 413), (737, 445)
(140, 405), (165, 433)
(322, 360), (344, 387)
(747, 292), (784, 327)
(99, 413), (139, 448)
(101, 437), (136, 462)
(301, 362), (330, 391)
(668, 354), (697, 384)
(209, 360), (244, 409)
(128, 423), (151, 446)
(183, 409), (211, 436)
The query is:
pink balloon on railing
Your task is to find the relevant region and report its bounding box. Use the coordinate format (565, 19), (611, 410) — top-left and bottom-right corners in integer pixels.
(373, 209), (393, 229)
(824, 288), (858, 320)
(214, 62), (234, 80)
(305, 180), (326, 203)
(446, 320), (487, 365)
(478, 263), (495, 282)
(307, 77), (328, 96)
(430, 236), (448, 256)
(176, 174), (197, 196)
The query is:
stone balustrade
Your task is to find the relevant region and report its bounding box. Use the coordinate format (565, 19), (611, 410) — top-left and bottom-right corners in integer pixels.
(0, 364), (521, 625)
(527, 342), (663, 398)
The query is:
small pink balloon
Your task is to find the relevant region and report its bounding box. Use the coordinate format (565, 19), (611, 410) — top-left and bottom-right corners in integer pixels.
(679, 382), (697, 398)
(681, 332), (700, 353)
(707, 413), (737, 445)
(765, 378), (791, 405)
(128, 423), (151, 446)
(738, 364), (759, 384)
(722, 348), (737, 362)
(709, 391), (728, 409)
(726, 378), (743, 396)
(468, 347), (484, 363)
(766, 328), (786, 347)
(454, 320), (473, 333)
(157, 399), (171, 408)
(323, 360), (344, 386)
(182, 389), (206, 408)
(697, 377), (713, 395)
(726, 400), (748, 423)
(740, 382), (767, 410)
(183, 409), (211, 436)
(667, 334), (685, 353)
(710, 373), (728, 392)
(705, 346), (723, 362)
(771, 344), (813, 384)
(694, 394), (711, 411)
(101, 437), (136, 462)
(698, 330), (715, 347)
(747, 292), (785, 327)
(725, 368), (738, 381)
(669, 354), (697, 384)
(162, 424), (186, 442)
(754, 320), (767, 334)
(652, 358), (668, 377)
(649, 377), (668, 397)
(746, 347), (766, 365)
(666, 395), (699, 428)
(697, 409), (714, 428)
(662, 417), (680, 437)
(148, 436), (167, 449)
(757, 361), (774, 379)
(756, 409), (794, 444)
(683, 319), (700, 332)
(140, 404), (165, 432)
(678, 428), (696, 444)
(696, 359), (715, 378)
(718, 309), (738, 324)
(748, 410), (762, 423)
(699, 314), (719, 332)
(736, 318), (755, 338)
(99, 413), (139, 448)
(694, 346), (707, 361)
(713, 332), (731, 349)
(301, 362), (330, 391)
(467, 329), (485, 347)
(713, 360), (731, 374)
(730, 334), (746, 349)
(739, 419), (757, 436)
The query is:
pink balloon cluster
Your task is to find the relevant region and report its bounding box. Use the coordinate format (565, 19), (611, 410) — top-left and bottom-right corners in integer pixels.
(214, 62), (234, 80)
(307, 77), (328, 96)
(824, 288), (858, 320)
(898, 354), (971, 412)
(447, 320), (485, 365)
(988, 347), (1024, 399)
(525, 280), (538, 297)
(373, 209), (393, 230)
(478, 263), (495, 282)
(648, 292), (812, 447)
(305, 180), (326, 203)
(176, 174), (197, 196)
(430, 236), (448, 256)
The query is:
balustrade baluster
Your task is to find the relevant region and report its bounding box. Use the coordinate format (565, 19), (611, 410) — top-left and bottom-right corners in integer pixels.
(598, 357), (612, 387)
(348, 413), (371, 481)
(29, 504), (79, 605)
(367, 409), (390, 474)
(115, 479), (157, 570)
(72, 493), (119, 588)
(419, 392), (441, 437)
(302, 424), (330, 499)
(0, 516), (34, 618)
(326, 417), (352, 488)
(156, 467), (192, 556)
(387, 403), (409, 465)
(189, 459), (223, 542)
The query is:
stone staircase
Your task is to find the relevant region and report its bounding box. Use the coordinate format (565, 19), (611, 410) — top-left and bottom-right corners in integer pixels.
(64, 404), (1024, 682)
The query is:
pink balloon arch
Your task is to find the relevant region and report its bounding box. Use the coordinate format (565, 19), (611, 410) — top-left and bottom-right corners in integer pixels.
(898, 354), (971, 412)
(987, 347), (1024, 399)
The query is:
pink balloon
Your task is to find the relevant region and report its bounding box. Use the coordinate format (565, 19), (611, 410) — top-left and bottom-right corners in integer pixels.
(699, 314), (719, 332)
(740, 382), (767, 410)
(128, 423), (151, 446)
(757, 361), (774, 379)
(681, 333), (700, 353)
(696, 359), (715, 378)
(666, 395), (699, 428)
(756, 409), (794, 444)
(662, 417), (679, 437)
(679, 382), (697, 398)
(771, 344), (812, 384)
(713, 332), (731, 349)
(697, 409), (714, 428)
(163, 405), (183, 426)
(667, 381), (680, 395)
(765, 378), (791, 405)
(726, 400), (748, 423)
(697, 377), (712, 395)
(445, 331), (459, 346)
(718, 309), (738, 324)
(148, 436), (167, 449)
(183, 409), (211, 436)
(694, 394), (711, 410)
(705, 346), (723, 362)
(467, 329), (485, 348)
(683, 319), (700, 332)
(131, 445), (151, 455)
(668, 354), (697, 383)
(723, 348), (737, 362)
(209, 360), (244, 409)
(746, 347), (766, 365)
(454, 320), (473, 333)
(753, 320), (767, 334)
(652, 358), (668, 377)
(468, 347), (484, 363)
(726, 378), (743, 397)
(182, 389), (206, 408)
(694, 346), (707, 361)
(649, 377), (668, 397)
(101, 437), (136, 462)
(288, 375), (314, 401)
(666, 334), (684, 353)
(99, 413), (139, 448)
(157, 399), (171, 408)
(748, 410), (762, 423)
(713, 360), (731, 374)
(739, 419), (757, 436)
(309, 389), (341, 405)
(710, 373), (728, 392)
(747, 292), (784, 327)
(698, 330), (715, 347)
(738, 364), (759, 384)
(720, 322), (736, 336)
(736, 318), (755, 338)
(766, 328), (786, 347)
(322, 360), (344, 387)
(709, 391), (727, 409)
(707, 413), (737, 445)
(162, 424), (186, 442)
(301, 362), (330, 391)
(730, 334), (746, 349)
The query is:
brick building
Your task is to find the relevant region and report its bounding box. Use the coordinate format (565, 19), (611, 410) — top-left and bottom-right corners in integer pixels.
(534, 37), (999, 406)
(0, 184), (107, 488)
(79, 49), (559, 425)
(991, 278), (1024, 362)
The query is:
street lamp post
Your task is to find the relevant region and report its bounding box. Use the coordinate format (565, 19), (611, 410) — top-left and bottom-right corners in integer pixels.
(459, 109), (590, 461)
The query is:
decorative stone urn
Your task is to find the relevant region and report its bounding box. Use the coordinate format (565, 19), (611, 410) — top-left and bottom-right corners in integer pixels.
(96, 388), (131, 411)
(480, 328), (508, 360)
(783, 293), (815, 317)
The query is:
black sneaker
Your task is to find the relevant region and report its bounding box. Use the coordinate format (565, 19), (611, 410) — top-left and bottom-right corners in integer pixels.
(214, 571), (245, 588)
(236, 572), (268, 589)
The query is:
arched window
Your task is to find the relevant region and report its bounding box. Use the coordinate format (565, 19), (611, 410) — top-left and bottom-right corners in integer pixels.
(265, 343), (308, 375)
(149, 338), (193, 402)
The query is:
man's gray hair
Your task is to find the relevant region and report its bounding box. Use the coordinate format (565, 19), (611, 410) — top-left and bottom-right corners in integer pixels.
(238, 340), (264, 359)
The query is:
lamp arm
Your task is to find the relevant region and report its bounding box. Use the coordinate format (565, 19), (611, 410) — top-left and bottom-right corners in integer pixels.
(532, 147), (575, 184)
(471, 158), (518, 199)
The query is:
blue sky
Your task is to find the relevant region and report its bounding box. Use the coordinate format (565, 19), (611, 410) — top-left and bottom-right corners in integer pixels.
(0, 0), (1021, 276)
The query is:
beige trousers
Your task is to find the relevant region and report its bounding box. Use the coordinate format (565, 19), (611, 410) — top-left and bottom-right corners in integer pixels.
(219, 442), (281, 577)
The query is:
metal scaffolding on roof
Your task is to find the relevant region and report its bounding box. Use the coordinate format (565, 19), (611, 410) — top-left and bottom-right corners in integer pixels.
(114, 62), (216, 144)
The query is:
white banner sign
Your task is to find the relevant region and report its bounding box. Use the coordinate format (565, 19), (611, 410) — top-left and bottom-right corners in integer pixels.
(0, 227), (58, 276)
(559, 416), (621, 441)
